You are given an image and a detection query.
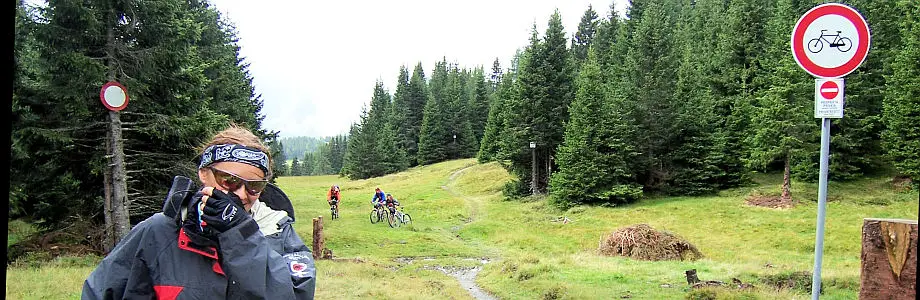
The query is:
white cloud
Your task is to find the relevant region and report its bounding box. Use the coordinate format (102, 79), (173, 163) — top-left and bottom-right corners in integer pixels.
(210, 0), (629, 138)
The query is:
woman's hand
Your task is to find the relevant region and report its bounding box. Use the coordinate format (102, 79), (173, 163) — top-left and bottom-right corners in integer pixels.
(198, 187), (250, 233)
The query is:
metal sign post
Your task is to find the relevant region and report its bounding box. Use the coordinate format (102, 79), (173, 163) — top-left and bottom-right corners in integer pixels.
(812, 117), (831, 299)
(791, 3), (870, 299)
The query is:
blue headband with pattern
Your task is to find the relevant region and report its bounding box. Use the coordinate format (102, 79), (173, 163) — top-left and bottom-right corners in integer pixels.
(199, 144), (271, 177)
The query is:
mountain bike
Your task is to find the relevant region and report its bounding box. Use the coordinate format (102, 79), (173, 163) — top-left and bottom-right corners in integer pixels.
(369, 205), (387, 224)
(329, 199), (339, 220)
(807, 30), (853, 53)
(387, 206), (411, 228)
(395, 209), (411, 226)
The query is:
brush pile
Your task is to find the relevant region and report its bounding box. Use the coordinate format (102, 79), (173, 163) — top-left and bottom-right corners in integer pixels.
(598, 224), (703, 261)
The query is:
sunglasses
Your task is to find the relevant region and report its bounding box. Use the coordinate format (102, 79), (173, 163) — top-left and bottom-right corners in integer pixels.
(209, 167), (269, 196)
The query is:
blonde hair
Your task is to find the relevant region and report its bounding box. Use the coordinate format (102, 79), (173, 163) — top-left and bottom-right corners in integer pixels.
(198, 123), (273, 176)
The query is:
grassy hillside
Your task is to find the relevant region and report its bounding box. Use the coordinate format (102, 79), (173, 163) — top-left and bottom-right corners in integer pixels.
(6, 159), (918, 299)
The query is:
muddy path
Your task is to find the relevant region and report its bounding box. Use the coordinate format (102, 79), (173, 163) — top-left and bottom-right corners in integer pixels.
(395, 256), (497, 300)
(438, 266), (496, 300)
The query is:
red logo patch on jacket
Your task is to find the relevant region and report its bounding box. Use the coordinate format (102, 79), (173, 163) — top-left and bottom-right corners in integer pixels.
(290, 261), (309, 277)
(153, 285), (183, 300)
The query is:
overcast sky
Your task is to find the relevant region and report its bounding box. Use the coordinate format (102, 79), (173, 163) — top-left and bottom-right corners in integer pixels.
(207, 0), (629, 138)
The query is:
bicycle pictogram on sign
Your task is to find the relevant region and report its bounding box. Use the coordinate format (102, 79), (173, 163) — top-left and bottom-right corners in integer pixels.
(807, 30), (852, 53)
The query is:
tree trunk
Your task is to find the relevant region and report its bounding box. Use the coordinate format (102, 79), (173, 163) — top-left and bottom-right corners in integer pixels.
(312, 216), (325, 260)
(110, 111), (130, 240)
(103, 130), (114, 253)
(545, 152), (551, 194)
(105, 2), (130, 246)
(781, 155), (791, 203)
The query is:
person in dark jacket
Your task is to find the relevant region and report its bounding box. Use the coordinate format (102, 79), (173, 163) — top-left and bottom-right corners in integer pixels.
(82, 124), (316, 300)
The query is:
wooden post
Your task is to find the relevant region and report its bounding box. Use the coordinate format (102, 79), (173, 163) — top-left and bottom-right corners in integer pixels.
(860, 218), (917, 299)
(312, 216), (324, 260)
(531, 144), (537, 196)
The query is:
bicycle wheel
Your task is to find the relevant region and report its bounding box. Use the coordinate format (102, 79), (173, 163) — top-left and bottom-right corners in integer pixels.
(332, 206), (339, 220)
(369, 209), (380, 224)
(395, 212), (404, 228)
(387, 211), (399, 228)
(836, 37), (852, 52)
(807, 38), (823, 53)
(401, 213), (412, 225)
(382, 210), (393, 227)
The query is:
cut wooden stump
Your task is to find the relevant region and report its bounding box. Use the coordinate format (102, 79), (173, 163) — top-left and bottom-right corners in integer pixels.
(860, 218), (917, 300)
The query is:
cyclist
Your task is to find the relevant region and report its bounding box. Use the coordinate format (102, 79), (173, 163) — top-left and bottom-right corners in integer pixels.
(384, 193), (400, 215)
(371, 187), (386, 210)
(327, 185), (341, 214)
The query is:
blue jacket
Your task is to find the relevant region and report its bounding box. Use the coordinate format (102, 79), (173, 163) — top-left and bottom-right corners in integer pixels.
(372, 190), (386, 204)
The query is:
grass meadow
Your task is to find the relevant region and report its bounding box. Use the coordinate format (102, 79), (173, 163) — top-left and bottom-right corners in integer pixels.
(6, 159), (918, 299)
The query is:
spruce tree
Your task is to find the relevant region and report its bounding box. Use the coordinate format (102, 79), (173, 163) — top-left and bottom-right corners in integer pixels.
(550, 49), (641, 207)
(270, 140), (289, 177)
(302, 152), (315, 176)
(342, 81), (407, 178)
(401, 62), (428, 167)
(417, 59), (452, 165)
(12, 0), (269, 231)
(329, 135), (347, 174)
(489, 58), (503, 93)
(619, 0), (680, 190)
(313, 142), (334, 175)
(666, 0), (730, 195)
(391, 66), (414, 164)
(496, 11), (575, 196)
(445, 65), (478, 159)
(342, 118), (374, 179)
(290, 157), (302, 176)
(572, 5), (600, 68)
(468, 67), (491, 145)
(496, 24), (543, 195)
(593, 2), (622, 76)
(815, 0), (899, 180)
(882, 0), (920, 182)
(747, 0), (816, 201)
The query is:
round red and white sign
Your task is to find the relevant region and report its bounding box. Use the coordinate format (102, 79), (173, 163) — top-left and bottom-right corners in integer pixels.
(791, 3), (870, 78)
(100, 81), (129, 111)
(819, 81), (839, 99)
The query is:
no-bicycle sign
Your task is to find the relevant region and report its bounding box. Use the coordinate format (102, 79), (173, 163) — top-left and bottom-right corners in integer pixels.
(791, 3), (870, 79)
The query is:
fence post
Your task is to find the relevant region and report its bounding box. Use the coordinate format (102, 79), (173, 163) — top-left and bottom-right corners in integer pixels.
(312, 216), (325, 260)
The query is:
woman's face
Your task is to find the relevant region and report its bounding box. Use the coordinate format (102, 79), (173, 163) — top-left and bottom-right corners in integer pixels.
(198, 161), (266, 212)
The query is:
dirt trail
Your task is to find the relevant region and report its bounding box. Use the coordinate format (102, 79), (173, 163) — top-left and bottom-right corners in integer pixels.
(439, 164), (499, 300)
(442, 164), (487, 222)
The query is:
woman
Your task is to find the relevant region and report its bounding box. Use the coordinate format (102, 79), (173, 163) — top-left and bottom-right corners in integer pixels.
(82, 125), (315, 299)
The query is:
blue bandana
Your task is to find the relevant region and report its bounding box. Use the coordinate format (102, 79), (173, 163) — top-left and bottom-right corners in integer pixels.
(199, 144), (271, 177)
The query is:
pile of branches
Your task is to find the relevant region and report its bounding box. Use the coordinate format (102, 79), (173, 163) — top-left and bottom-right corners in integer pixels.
(598, 224), (703, 261)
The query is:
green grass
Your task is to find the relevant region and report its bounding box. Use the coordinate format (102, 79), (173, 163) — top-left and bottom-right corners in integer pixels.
(7, 219), (37, 247)
(6, 159), (918, 299)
